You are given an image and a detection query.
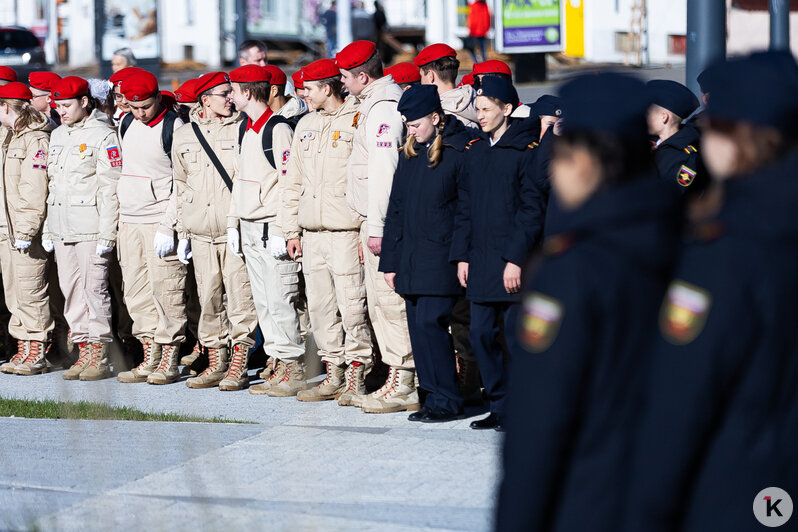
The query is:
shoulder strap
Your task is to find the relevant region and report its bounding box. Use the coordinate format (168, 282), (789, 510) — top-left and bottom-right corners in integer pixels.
(119, 113), (134, 139)
(191, 123), (233, 191)
(161, 111), (177, 161)
(238, 120), (247, 151)
(261, 114), (293, 168)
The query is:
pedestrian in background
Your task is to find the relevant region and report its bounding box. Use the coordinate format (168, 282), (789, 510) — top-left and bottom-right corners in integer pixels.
(466, 0), (491, 64)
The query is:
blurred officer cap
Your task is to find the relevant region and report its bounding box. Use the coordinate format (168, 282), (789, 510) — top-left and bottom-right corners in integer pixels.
(534, 94), (563, 118)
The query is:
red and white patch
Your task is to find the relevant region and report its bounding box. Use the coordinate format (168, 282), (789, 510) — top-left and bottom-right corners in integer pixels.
(106, 145), (122, 167)
(32, 149), (47, 170)
(376, 123), (390, 137)
(282, 150), (290, 165)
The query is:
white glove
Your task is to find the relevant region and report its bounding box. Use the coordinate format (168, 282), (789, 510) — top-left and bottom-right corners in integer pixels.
(227, 227), (242, 258)
(269, 235), (287, 259)
(177, 238), (192, 264)
(13, 239), (31, 250)
(42, 239), (54, 253)
(96, 243), (114, 256)
(153, 231), (174, 258)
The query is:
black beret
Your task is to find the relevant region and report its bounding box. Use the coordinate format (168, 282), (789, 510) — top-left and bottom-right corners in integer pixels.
(559, 72), (650, 140)
(475, 76), (519, 108)
(646, 79), (699, 119)
(534, 94), (563, 118)
(397, 84), (442, 123)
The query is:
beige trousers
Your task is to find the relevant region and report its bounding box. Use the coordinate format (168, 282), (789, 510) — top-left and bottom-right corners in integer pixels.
(0, 237), (53, 342)
(240, 220), (304, 361)
(302, 230), (372, 366)
(54, 241), (113, 343)
(117, 222), (187, 346)
(359, 222), (414, 369)
(191, 239), (257, 348)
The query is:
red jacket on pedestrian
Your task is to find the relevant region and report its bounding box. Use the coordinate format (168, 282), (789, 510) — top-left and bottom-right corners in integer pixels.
(468, 0), (491, 38)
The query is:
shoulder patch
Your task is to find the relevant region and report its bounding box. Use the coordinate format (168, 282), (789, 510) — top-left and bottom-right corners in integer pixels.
(106, 145), (122, 167)
(677, 165), (696, 187)
(659, 280), (711, 345)
(352, 111), (361, 129)
(465, 138), (481, 150)
(527, 141), (539, 149)
(32, 149), (47, 170)
(683, 144), (698, 154)
(519, 292), (564, 353)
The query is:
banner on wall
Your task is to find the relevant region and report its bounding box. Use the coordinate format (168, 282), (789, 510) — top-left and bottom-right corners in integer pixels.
(495, 0), (565, 54)
(101, 0), (160, 60)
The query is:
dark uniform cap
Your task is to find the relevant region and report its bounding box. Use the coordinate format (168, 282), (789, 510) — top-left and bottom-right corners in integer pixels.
(534, 94), (562, 118)
(28, 71), (60, 92)
(228, 65), (271, 83)
(0, 66), (18, 82)
(301, 59), (340, 82)
(335, 40), (377, 70)
(473, 60), (512, 76)
(475, 76), (519, 109)
(413, 43), (457, 67)
(51, 76), (90, 100)
(397, 84), (441, 123)
(647, 79), (699, 119)
(705, 50), (798, 134)
(262, 65), (287, 86)
(0, 82), (31, 100)
(559, 72), (650, 140)
(384, 62), (421, 84)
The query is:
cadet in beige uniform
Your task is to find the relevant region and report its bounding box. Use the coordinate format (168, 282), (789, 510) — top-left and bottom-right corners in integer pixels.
(279, 59), (373, 401)
(170, 71), (258, 390)
(337, 40), (416, 410)
(0, 83), (53, 375)
(414, 43), (479, 129)
(43, 76), (120, 381)
(228, 65), (303, 391)
(114, 71), (187, 386)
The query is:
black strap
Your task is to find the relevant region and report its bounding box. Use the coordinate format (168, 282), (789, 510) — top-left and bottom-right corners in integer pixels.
(119, 113), (134, 139)
(190, 123), (233, 191)
(161, 111), (177, 162)
(262, 222), (269, 248)
(237, 112), (297, 168)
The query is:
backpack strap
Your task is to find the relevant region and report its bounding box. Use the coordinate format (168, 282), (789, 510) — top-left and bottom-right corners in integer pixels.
(191, 123), (233, 192)
(119, 113), (134, 139)
(238, 120), (247, 153)
(161, 110), (177, 162)
(261, 114), (294, 168)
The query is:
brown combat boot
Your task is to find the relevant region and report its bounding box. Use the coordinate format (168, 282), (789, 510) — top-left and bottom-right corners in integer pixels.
(337, 361), (367, 407)
(264, 359), (308, 397)
(180, 341), (203, 367)
(15, 341), (49, 376)
(296, 362), (346, 402)
(78, 343), (112, 381)
(117, 338), (161, 383)
(0, 340), (27, 374)
(249, 358), (285, 395)
(259, 355), (276, 380)
(186, 346), (228, 389)
(62, 342), (91, 380)
(361, 367), (421, 413)
(146, 344), (181, 384)
(219, 344), (249, 391)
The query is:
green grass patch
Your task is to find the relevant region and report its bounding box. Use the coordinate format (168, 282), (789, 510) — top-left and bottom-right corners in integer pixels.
(0, 397), (253, 423)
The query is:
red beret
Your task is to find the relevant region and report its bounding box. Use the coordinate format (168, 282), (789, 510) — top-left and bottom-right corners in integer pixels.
(229, 65), (271, 83)
(0, 66), (18, 82)
(0, 82), (32, 100)
(120, 71), (159, 102)
(109, 66), (147, 87)
(473, 60), (512, 77)
(262, 65), (287, 86)
(161, 91), (176, 109)
(194, 72), (230, 97)
(413, 43), (457, 67)
(51, 76), (89, 100)
(302, 59), (340, 82)
(335, 40), (377, 70)
(291, 70), (304, 90)
(175, 78), (199, 104)
(385, 62), (421, 84)
(458, 73), (475, 87)
(28, 71), (61, 92)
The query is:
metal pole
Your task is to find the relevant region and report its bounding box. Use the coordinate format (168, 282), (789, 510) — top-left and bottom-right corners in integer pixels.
(685, 0), (726, 97)
(234, 0), (247, 52)
(337, 0), (352, 52)
(770, 0), (790, 51)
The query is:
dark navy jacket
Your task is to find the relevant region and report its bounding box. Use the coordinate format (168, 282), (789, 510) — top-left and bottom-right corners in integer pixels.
(654, 124), (706, 193)
(626, 150), (798, 532)
(449, 117), (548, 303)
(379, 117), (471, 296)
(497, 177), (681, 532)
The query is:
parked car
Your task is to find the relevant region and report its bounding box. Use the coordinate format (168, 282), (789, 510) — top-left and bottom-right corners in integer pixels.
(0, 27), (46, 70)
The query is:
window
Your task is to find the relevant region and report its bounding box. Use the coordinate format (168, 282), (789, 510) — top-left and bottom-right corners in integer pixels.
(614, 31), (630, 52)
(668, 34), (686, 55)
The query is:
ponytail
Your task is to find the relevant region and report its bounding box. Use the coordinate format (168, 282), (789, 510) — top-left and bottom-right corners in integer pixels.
(0, 98), (47, 132)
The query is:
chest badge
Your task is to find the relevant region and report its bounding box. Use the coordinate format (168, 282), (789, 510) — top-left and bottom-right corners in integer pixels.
(79, 143), (87, 159)
(660, 280), (711, 345)
(332, 130), (340, 147)
(520, 292), (564, 353)
(677, 165), (696, 187)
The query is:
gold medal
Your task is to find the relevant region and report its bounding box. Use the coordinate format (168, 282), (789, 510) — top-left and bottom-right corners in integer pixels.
(79, 143), (87, 159)
(332, 130), (340, 148)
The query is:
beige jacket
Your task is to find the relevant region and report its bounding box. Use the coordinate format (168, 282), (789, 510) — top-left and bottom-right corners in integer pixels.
(229, 110), (294, 236)
(1, 114), (52, 241)
(440, 85), (479, 128)
(173, 107), (243, 243)
(346, 74), (403, 238)
(44, 110), (121, 246)
(275, 95), (307, 119)
(282, 95), (361, 240)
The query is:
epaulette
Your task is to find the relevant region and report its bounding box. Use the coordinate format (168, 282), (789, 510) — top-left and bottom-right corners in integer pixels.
(465, 138), (481, 150)
(527, 141), (539, 150)
(684, 144), (698, 154)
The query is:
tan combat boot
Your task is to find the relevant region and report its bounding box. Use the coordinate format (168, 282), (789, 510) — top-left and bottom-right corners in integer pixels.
(117, 338), (161, 383)
(264, 359), (308, 397)
(259, 355), (275, 380)
(186, 346), (228, 389)
(180, 341), (203, 367)
(219, 344), (249, 391)
(0, 340), (27, 374)
(361, 367), (421, 413)
(15, 341), (49, 376)
(250, 358), (285, 395)
(146, 344), (181, 384)
(62, 342), (91, 380)
(296, 362), (346, 402)
(79, 343), (112, 381)
(337, 361), (367, 407)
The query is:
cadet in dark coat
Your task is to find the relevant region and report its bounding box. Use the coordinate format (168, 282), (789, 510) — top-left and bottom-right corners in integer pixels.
(380, 85), (472, 421)
(626, 51), (798, 532)
(646, 79), (705, 193)
(449, 76), (549, 430)
(496, 73), (681, 532)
